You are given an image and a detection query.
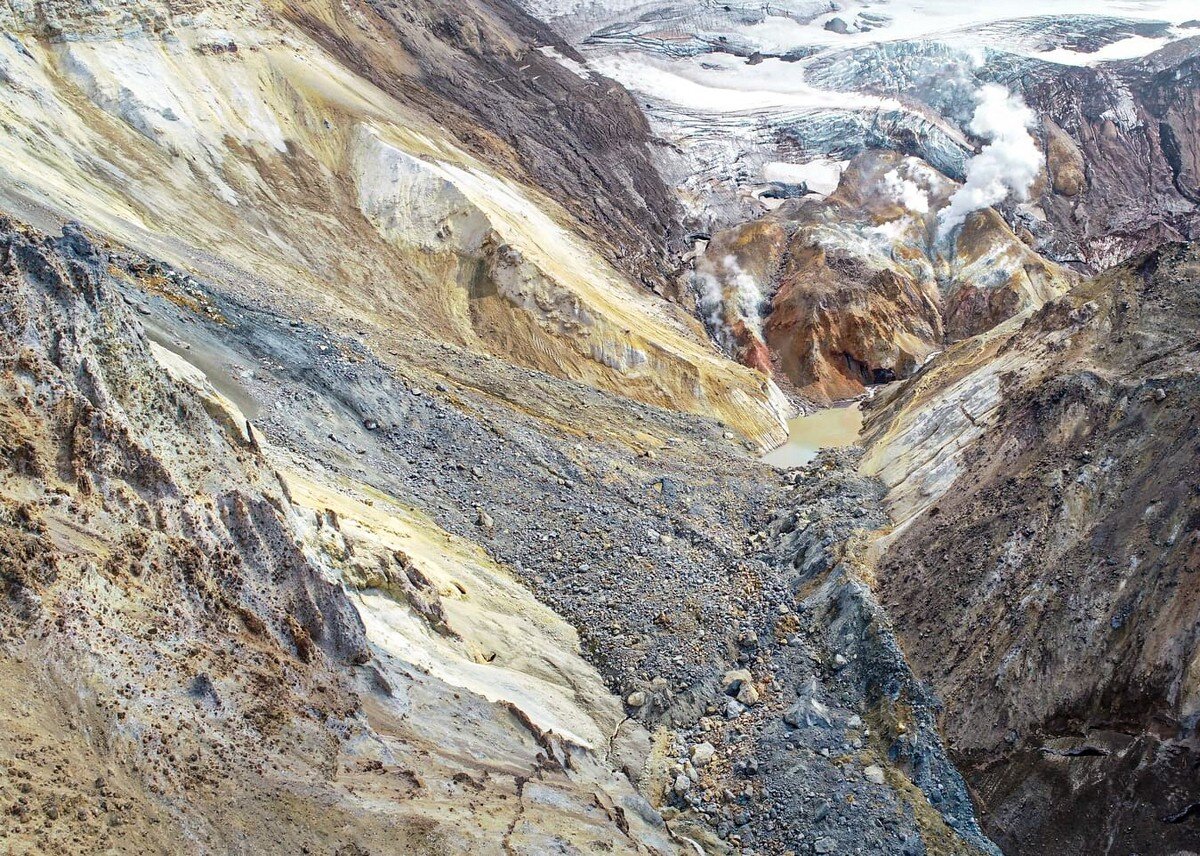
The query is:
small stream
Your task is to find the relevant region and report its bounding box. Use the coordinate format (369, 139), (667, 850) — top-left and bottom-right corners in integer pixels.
(761, 403), (863, 468)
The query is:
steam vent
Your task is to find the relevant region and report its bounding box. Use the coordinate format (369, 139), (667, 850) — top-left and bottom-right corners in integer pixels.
(1, 2), (1198, 854)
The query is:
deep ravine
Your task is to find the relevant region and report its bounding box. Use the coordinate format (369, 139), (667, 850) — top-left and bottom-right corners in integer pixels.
(2, 2), (1199, 855)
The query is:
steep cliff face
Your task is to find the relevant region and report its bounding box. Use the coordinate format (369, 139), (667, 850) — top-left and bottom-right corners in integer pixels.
(862, 244), (1200, 854)
(764, 241), (942, 401)
(1002, 44), (1200, 269)
(282, 0), (686, 292)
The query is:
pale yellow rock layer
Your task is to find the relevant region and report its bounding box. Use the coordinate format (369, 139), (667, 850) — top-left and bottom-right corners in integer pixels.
(0, 5), (786, 447)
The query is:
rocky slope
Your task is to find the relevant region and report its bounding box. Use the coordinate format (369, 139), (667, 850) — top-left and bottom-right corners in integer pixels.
(0, 3), (1000, 845)
(861, 243), (1200, 854)
(514, 4), (1200, 852)
(0, 209), (999, 854)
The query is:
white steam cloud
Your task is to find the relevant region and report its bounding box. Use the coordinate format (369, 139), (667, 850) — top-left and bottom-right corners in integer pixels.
(938, 84), (1041, 239)
(724, 256), (766, 337)
(883, 168), (930, 213)
(694, 253), (765, 349)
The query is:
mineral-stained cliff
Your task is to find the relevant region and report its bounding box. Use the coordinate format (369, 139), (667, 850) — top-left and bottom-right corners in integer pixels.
(862, 243), (1200, 854)
(0, 0), (788, 448)
(692, 152), (1074, 404)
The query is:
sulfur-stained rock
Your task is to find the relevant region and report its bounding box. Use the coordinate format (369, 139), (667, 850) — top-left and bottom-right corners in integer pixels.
(695, 152), (1074, 403)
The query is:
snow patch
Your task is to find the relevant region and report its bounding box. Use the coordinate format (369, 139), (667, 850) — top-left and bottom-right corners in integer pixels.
(1036, 33), (1173, 65)
(763, 159), (846, 195)
(588, 52), (903, 114)
(536, 45), (594, 81)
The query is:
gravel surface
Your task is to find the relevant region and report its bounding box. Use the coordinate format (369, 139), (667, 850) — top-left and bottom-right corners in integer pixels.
(121, 252), (999, 854)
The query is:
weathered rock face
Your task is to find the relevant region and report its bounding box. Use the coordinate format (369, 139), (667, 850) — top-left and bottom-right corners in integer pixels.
(0, 0), (788, 447)
(284, 0), (685, 292)
(0, 223), (370, 667)
(1042, 117), (1086, 198)
(692, 152), (1074, 403)
(0, 218), (369, 850)
(764, 242), (942, 401)
(992, 45), (1200, 270)
(864, 243), (1200, 855)
(942, 208), (1072, 341)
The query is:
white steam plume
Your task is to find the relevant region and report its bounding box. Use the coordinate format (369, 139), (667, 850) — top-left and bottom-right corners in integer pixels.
(937, 84), (1040, 239)
(883, 168), (930, 213)
(694, 254), (765, 349)
(724, 256), (765, 337)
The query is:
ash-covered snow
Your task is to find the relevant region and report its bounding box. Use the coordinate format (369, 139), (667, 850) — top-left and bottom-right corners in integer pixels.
(531, 0), (1198, 231)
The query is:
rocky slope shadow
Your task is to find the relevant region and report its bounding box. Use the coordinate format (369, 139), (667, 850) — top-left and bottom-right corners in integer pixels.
(862, 243), (1200, 854)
